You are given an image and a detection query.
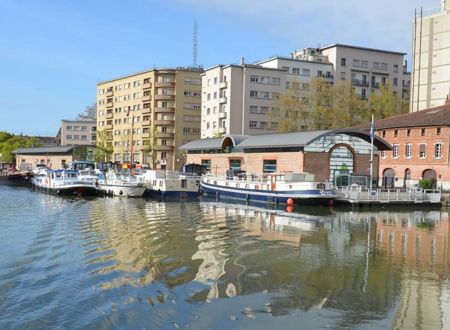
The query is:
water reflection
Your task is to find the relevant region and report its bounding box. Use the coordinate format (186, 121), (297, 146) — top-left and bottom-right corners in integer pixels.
(1, 186), (449, 329)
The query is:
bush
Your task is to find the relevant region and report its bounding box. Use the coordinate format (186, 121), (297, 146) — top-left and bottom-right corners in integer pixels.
(418, 179), (435, 189)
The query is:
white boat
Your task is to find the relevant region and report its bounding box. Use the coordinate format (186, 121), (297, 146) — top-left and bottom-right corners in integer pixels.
(140, 170), (199, 198)
(98, 171), (146, 197)
(31, 169), (99, 196)
(201, 172), (336, 206)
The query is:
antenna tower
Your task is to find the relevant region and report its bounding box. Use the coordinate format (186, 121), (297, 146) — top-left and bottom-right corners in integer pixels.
(193, 20), (198, 68)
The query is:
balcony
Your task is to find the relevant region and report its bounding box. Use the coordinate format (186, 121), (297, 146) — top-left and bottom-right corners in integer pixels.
(142, 82), (152, 89)
(106, 112), (113, 119)
(154, 145), (175, 151)
(106, 102), (113, 108)
(371, 82), (380, 88)
(141, 132), (151, 138)
(352, 79), (369, 87)
(106, 90), (114, 97)
(219, 97), (227, 103)
(219, 81), (227, 88)
(155, 81), (176, 88)
(218, 111), (227, 119)
(142, 94), (152, 102)
(154, 107), (175, 113)
(154, 94), (175, 100)
(155, 132), (175, 138)
(155, 120), (175, 126)
(218, 127), (227, 134)
(142, 107), (151, 114)
(106, 124), (113, 129)
(142, 119), (151, 126)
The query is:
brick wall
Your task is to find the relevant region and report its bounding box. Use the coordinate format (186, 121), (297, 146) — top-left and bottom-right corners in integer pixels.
(377, 126), (450, 188)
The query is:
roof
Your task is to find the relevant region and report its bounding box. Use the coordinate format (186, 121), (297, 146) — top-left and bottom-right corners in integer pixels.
(180, 130), (391, 152)
(61, 119), (96, 124)
(355, 104), (450, 130)
(13, 146), (76, 155)
(202, 63), (286, 74)
(255, 56), (333, 66)
(319, 43), (406, 56)
(97, 67), (204, 85)
(237, 130), (330, 149)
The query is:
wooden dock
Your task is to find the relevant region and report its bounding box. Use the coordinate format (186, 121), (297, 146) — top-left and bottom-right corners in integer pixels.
(335, 187), (442, 206)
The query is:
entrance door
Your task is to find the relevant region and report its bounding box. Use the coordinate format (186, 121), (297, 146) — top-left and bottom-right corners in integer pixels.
(330, 146), (354, 186)
(383, 168), (395, 188)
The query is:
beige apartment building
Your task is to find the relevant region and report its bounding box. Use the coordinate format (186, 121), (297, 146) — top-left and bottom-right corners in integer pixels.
(411, 0), (450, 111)
(96, 67), (203, 170)
(57, 120), (96, 146)
(294, 44), (411, 102)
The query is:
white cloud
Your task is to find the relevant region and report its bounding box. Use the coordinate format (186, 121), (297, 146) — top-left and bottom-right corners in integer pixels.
(172, 0), (440, 59)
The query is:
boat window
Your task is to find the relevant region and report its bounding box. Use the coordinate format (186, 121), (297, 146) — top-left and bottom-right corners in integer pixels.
(159, 181), (163, 187)
(181, 179), (187, 188)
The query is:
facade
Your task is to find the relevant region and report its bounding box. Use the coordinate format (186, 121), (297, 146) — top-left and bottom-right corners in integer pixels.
(97, 67), (203, 170)
(181, 130), (390, 185)
(297, 44), (410, 101)
(411, 0), (450, 111)
(13, 146), (85, 170)
(201, 62), (285, 138)
(57, 120), (96, 146)
(358, 101), (450, 189)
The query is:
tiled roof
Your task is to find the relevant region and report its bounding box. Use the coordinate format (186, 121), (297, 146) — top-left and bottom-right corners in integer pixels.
(355, 104), (450, 130)
(13, 146), (76, 154)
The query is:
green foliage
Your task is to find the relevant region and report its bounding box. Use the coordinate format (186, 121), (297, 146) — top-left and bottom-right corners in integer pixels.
(418, 179), (435, 189)
(271, 78), (408, 133)
(94, 129), (113, 162)
(0, 131), (42, 163)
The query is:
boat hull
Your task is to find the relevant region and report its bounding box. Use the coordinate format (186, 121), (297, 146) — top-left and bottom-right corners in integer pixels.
(144, 189), (199, 199)
(99, 185), (146, 197)
(201, 181), (335, 206)
(31, 182), (99, 196)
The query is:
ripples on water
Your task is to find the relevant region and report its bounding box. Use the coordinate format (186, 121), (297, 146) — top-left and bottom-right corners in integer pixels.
(0, 185), (449, 329)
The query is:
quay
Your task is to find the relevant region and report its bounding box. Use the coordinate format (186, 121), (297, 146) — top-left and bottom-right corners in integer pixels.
(335, 186), (442, 206)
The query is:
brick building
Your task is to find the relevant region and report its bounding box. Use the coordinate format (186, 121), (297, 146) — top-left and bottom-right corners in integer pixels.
(359, 102), (450, 189)
(180, 130), (390, 185)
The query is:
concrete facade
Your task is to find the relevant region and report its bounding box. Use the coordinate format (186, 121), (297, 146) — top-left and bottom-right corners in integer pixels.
(58, 120), (96, 146)
(308, 44), (410, 101)
(411, 0), (450, 111)
(97, 68), (203, 170)
(201, 63), (285, 138)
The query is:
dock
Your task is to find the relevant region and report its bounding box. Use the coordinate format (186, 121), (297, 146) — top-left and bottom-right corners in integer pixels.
(335, 186), (442, 206)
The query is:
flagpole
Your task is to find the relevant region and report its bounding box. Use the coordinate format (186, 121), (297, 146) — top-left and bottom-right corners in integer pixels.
(369, 114), (374, 190)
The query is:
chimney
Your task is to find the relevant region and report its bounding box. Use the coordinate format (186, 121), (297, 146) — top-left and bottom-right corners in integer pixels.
(240, 57), (245, 66)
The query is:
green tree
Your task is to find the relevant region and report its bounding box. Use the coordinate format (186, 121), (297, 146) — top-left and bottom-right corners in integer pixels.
(0, 133), (42, 163)
(94, 129), (113, 162)
(368, 83), (408, 119)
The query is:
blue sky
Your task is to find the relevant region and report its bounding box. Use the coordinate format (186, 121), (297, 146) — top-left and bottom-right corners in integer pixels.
(0, 0), (438, 136)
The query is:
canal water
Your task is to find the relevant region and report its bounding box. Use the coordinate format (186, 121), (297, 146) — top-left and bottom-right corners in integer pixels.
(0, 185), (449, 329)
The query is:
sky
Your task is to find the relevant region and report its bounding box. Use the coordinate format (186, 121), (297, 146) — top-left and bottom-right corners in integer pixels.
(0, 0), (439, 136)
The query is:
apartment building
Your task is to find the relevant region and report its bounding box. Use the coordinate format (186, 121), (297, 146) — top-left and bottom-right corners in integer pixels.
(201, 62), (285, 138)
(96, 67), (203, 170)
(292, 44), (410, 101)
(411, 0), (450, 111)
(57, 120), (96, 146)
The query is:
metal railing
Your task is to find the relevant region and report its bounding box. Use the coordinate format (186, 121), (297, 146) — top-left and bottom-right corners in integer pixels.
(336, 186), (442, 203)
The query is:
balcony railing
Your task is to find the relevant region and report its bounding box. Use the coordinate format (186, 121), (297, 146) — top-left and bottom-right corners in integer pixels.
(106, 102), (113, 108)
(142, 107), (151, 114)
(154, 81), (176, 88)
(154, 120), (175, 126)
(219, 97), (227, 103)
(219, 111), (227, 119)
(106, 112), (113, 119)
(154, 107), (175, 113)
(352, 79), (369, 87)
(219, 81), (228, 88)
(154, 145), (175, 151)
(142, 119), (151, 126)
(154, 94), (175, 100)
(218, 127), (227, 134)
(106, 91), (114, 97)
(142, 82), (152, 89)
(155, 132), (175, 138)
(142, 95), (152, 102)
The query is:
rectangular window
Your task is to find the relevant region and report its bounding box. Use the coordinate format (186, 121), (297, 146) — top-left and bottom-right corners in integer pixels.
(394, 130), (398, 137)
(263, 160), (277, 173)
(301, 69), (310, 76)
(421, 128), (425, 136)
(201, 159), (211, 171)
(392, 144), (399, 158)
(229, 159), (241, 171)
(437, 127), (441, 136)
(250, 75), (259, 83)
(405, 144), (412, 159)
(249, 106), (258, 114)
(249, 121), (257, 128)
(407, 129), (411, 137)
(435, 143), (442, 159)
(419, 144), (426, 158)
(292, 68), (300, 75)
(341, 58), (346, 66)
(250, 91), (258, 98)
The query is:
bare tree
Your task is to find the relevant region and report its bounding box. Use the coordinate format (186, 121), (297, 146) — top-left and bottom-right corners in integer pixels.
(77, 103), (97, 121)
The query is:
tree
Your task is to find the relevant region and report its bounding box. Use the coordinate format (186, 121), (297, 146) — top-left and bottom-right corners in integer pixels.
(77, 103), (97, 121)
(368, 83), (408, 119)
(0, 133), (42, 163)
(94, 129), (113, 162)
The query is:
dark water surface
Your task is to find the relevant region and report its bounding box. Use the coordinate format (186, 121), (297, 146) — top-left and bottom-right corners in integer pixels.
(0, 185), (449, 329)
